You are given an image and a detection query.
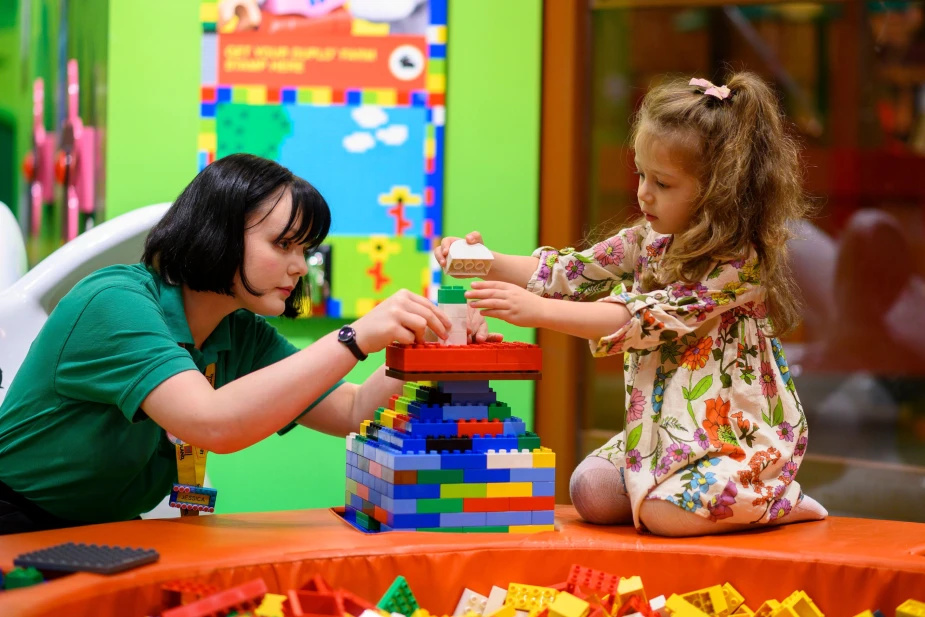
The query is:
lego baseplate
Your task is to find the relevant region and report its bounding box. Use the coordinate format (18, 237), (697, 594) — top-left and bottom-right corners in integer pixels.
(13, 542), (159, 574)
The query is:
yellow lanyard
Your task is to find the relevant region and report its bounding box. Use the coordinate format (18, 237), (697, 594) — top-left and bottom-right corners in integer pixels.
(172, 363), (215, 516)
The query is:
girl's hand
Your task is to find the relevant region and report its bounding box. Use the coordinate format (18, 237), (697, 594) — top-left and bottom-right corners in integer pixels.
(352, 289), (452, 353)
(467, 304), (504, 343)
(466, 281), (544, 329)
(434, 231), (485, 268)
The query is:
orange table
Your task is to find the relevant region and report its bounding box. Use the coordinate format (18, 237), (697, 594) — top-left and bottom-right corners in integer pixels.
(1, 506), (923, 617)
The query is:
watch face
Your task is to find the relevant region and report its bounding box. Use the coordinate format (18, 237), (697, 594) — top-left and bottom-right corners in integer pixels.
(338, 326), (354, 343)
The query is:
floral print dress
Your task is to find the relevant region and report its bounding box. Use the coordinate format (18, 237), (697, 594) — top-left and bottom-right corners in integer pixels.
(526, 222), (807, 530)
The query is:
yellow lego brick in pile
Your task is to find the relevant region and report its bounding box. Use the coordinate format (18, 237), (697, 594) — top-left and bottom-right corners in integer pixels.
(898, 599), (925, 617)
(505, 583), (560, 617)
(680, 585), (728, 617)
(548, 592), (590, 617)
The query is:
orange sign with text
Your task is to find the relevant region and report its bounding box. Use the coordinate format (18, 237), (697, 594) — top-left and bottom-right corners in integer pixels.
(218, 32), (427, 89)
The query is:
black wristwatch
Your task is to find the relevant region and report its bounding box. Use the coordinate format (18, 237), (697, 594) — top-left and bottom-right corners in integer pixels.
(337, 325), (368, 361)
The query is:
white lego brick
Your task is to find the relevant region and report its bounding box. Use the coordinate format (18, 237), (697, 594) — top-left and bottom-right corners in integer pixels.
(649, 595), (668, 617)
(484, 586), (508, 616)
(439, 302), (468, 320)
(444, 240), (494, 278)
(442, 329), (468, 347)
(454, 588), (489, 616)
(361, 610), (382, 617)
(486, 449), (534, 469)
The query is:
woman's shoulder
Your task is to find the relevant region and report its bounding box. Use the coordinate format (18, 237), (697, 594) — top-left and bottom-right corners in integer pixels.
(58, 263), (162, 316)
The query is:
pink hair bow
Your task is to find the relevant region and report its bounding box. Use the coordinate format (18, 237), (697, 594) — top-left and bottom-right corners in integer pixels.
(690, 78), (731, 100)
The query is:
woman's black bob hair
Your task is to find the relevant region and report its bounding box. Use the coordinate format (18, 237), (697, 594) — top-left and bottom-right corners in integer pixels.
(143, 153), (331, 318)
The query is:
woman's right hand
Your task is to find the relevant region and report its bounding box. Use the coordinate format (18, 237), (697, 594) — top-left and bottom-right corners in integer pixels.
(434, 231), (485, 268)
(351, 289), (452, 354)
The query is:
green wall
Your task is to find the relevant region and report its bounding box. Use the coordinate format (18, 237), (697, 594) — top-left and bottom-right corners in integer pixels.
(5, 0), (543, 514)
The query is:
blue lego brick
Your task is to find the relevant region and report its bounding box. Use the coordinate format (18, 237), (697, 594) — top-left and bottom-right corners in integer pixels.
(349, 493), (364, 511)
(377, 426), (427, 453)
(428, 44), (446, 60)
(438, 381), (490, 393)
(200, 102), (216, 118)
(511, 468), (556, 482)
(464, 468), (511, 483)
(347, 451), (358, 467)
(281, 87), (297, 104)
(389, 513), (441, 529)
(217, 86), (232, 103)
(407, 402), (444, 421)
(440, 451), (487, 470)
(390, 483), (441, 500)
(445, 392), (497, 404)
(430, 0), (447, 25)
(503, 419), (526, 435)
(325, 298), (341, 318)
(411, 91), (428, 107)
(405, 419), (459, 438)
(380, 494), (417, 515)
(346, 89), (363, 105)
(389, 450), (442, 471)
(440, 512), (487, 527)
(532, 510), (555, 526)
(473, 436), (519, 452)
(487, 511), (532, 527)
(198, 151), (208, 171)
(443, 405), (488, 421)
(532, 482), (556, 497)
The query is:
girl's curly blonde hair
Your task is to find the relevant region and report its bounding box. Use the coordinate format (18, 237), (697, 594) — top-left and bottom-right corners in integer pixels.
(632, 71), (812, 336)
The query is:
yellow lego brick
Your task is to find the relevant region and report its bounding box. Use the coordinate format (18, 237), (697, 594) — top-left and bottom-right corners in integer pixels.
(505, 583), (559, 616)
(732, 606), (755, 617)
(509, 524), (555, 534)
(773, 591), (823, 617)
(618, 576), (647, 607)
(666, 594), (711, 617)
(681, 585), (727, 617)
(549, 592), (590, 617)
(897, 599), (925, 617)
(463, 612), (482, 617)
(197, 132), (217, 152)
(411, 610), (431, 617)
(722, 584), (745, 615)
(425, 137), (437, 160)
(427, 25), (447, 44)
(851, 612), (875, 617)
(200, 2), (219, 22)
(256, 592), (287, 617)
(427, 73), (446, 94)
(532, 448), (556, 468)
(352, 18), (391, 36)
(487, 482), (532, 498)
(245, 85), (267, 105)
(754, 600), (780, 617)
(486, 606), (516, 617)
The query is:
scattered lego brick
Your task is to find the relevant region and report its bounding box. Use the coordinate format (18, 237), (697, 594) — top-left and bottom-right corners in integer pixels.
(378, 575), (421, 615)
(3, 567), (43, 590)
(161, 578), (267, 617)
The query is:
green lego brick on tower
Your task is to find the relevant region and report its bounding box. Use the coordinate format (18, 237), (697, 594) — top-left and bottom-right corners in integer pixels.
(438, 286), (467, 304)
(429, 58), (446, 76)
(417, 469), (464, 484)
(356, 511), (381, 531)
(418, 527), (462, 532)
(4, 567), (43, 590)
(488, 402), (513, 420)
(200, 118), (216, 133)
(441, 483), (487, 498)
(416, 498), (464, 514)
(463, 526), (509, 533)
(377, 575), (420, 615)
(518, 431), (541, 451)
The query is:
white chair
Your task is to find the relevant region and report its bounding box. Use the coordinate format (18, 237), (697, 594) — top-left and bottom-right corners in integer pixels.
(0, 201), (27, 293)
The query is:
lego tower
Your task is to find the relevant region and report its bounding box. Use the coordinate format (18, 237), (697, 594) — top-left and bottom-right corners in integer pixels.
(344, 288), (556, 533)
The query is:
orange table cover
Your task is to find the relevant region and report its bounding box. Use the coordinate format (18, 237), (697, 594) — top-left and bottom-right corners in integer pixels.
(1, 506), (923, 617)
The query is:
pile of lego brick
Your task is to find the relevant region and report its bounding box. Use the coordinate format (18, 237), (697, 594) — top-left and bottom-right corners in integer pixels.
(142, 565), (925, 617)
(344, 378), (555, 533)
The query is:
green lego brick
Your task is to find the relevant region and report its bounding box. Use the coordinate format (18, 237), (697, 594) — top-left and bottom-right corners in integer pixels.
(356, 511), (381, 531)
(362, 90), (378, 104)
(441, 483), (487, 499)
(517, 431), (541, 451)
(417, 527), (462, 533)
(428, 58), (446, 76)
(377, 575), (420, 615)
(488, 402), (512, 420)
(417, 469), (465, 484)
(200, 118), (217, 133)
(416, 498), (464, 514)
(437, 286), (467, 304)
(3, 567), (43, 589)
(297, 88), (313, 104)
(463, 526), (509, 533)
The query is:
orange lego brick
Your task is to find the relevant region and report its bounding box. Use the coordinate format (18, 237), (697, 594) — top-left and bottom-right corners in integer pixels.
(162, 580), (220, 608)
(162, 578), (267, 617)
(509, 497), (556, 511)
(286, 590), (346, 617)
(385, 369), (542, 382)
(458, 419), (505, 437)
(566, 565), (620, 599)
(463, 497), (512, 512)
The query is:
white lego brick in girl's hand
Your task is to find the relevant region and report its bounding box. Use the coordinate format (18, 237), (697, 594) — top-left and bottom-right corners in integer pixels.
(445, 239), (494, 278)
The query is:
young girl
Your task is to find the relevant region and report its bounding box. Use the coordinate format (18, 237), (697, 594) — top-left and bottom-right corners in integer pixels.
(0, 153), (497, 534)
(436, 72), (828, 536)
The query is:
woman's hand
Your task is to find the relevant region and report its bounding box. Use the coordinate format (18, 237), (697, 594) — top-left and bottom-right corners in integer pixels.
(352, 289), (452, 353)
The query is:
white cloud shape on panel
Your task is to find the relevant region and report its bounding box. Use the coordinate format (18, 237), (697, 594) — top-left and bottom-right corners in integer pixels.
(352, 106), (388, 129)
(376, 125), (409, 146)
(343, 132), (376, 153)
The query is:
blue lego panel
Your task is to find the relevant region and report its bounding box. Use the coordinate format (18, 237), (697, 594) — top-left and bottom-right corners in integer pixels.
(217, 86), (232, 103)
(411, 91), (428, 107)
(440, 451), (488, 470)
(405, 419), (459, 438)
(390, 483), (441, 500)
(443, 405), (488, 421)
(532, 482), (556, 497)
(349, 493), (364, 511)
(464, 469), (511, 483)
(446, 392), (496, 404)
(380, 494), (417, 515)
(511, 468), (556, 482)
(281, 88), (297, 104)
(346, 89), (363, 105)
(389, 450), (443, 471)
(503, 419), (526, 434)
(428, 44), (446, 60)
(200, 102), (216, 118)
(430, 0), (447, 25)
(487, 511), (532, 526)
(326, 298), (342, 318)
(440, 512), (487, 527)
(532, 510), (555, 526)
